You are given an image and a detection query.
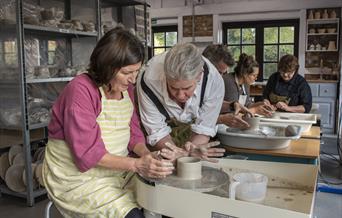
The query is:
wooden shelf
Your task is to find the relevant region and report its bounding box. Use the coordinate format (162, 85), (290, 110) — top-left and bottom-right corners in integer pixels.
(24, 24), (98, 37)
(307, 18), (339, 24)
(307, 33), (338, 36)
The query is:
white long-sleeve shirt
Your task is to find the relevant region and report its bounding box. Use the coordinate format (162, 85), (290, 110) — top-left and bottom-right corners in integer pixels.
(137, 53), (224, 146)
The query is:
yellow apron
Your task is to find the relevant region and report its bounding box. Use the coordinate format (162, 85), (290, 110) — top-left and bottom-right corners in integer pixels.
(42, 87), (137, 218)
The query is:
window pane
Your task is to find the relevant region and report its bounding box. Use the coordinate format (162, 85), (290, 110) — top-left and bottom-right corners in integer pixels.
(280, 26), (294, 43)
(165, 32), (177, 46)
(263, 63), (277, 79)
(228, 45), (241, 61)
(264, 45), (278, 61)
(264, 27), (278, 44)
(5, 54), (17, 65)
(48, 40), (56, 51)
(227, 28), (240, 44)
(153, 32), (165, 47)
(4, 41), (16, 53)
(242, 28), (255, 44)
(154, 48), (165, 55)
(279, 45), (294, 59)
(242, 45), (255, 57)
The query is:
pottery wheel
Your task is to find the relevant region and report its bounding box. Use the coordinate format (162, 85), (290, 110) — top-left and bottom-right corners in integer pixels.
(157, 166), (229, 192)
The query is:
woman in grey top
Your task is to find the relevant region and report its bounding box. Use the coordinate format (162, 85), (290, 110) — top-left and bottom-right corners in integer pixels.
(223, 53), (274, 116)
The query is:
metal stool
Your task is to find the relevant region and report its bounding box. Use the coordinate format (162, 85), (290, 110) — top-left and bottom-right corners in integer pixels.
(44, 201), (54, 218)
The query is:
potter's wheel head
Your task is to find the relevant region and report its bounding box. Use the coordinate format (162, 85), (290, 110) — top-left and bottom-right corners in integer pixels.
(158, 166), (229, 192)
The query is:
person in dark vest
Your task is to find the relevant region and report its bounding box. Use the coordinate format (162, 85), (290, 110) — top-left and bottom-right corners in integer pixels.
(137, 43), (225, 161)
(263, 54), (312, 113)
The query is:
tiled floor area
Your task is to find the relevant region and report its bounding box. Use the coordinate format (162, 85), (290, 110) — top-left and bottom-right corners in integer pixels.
(0, 136), (341, 218)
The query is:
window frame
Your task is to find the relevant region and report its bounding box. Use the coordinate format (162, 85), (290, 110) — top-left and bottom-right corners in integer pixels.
(152, 25), (178, 56)
(223, 19), (299, 81)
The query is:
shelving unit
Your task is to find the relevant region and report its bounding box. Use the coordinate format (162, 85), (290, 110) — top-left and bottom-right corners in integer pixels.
(305, 8), (341, 71)
(306, 18), (339, 52)
(100, 0), (150, 59)
(0, 0), (100, 206)
(304, 7), (341, 134)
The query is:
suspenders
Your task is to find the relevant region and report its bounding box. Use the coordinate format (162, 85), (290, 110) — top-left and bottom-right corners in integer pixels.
(141, 63), (209, 122)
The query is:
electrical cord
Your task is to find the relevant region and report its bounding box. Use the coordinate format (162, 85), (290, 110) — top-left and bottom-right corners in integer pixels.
(320, 151), (342, 165)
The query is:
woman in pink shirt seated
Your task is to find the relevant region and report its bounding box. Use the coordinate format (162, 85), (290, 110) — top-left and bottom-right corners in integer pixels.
(42, 27), (174, 218)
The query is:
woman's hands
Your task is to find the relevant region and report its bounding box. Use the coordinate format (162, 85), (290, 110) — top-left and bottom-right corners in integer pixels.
(218, 113), (250, 129)
(134, 152), (174, 179)
(250, 100), (276, 117)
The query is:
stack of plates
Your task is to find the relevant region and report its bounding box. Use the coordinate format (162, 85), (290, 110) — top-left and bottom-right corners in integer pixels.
(0, 145), (46, 192)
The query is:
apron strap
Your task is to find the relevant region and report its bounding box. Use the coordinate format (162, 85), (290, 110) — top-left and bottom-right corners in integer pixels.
(141, 71), (171, 121)
(140, 62), (209, 122)
(200, 62), (209, 108)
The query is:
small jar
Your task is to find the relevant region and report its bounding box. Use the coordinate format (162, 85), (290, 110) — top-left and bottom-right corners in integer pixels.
(330, 10), (336, 19)
(308, 10), (314, 19)
(322, 9), (329, 19)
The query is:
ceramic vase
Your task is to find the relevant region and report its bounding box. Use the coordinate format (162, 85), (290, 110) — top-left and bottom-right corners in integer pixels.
(308, 10), (314, 19)
(322, 9), (329, 19)
(328, 41), (336, 51)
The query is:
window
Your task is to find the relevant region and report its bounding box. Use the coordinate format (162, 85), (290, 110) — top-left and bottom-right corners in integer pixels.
(47, 40), (57, 65)
(0, 40), (17, 65)
(223, 20), (299, 80)
(152, 26), (177, 56)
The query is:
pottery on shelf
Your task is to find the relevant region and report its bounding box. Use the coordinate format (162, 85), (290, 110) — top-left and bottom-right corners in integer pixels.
(327, 28), (336, 33)
(322, 9), (329, 19)
(314, 11), (321, 19)
(315, 43), (322, 51)
(309, 44), (315, 50)
(328, 41), (336, 51)
(308, 10), (314, 19)
(330, 10), (336, 19)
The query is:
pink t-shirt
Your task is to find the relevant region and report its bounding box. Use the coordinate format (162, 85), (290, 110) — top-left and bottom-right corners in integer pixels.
(48, 73), (145, 172)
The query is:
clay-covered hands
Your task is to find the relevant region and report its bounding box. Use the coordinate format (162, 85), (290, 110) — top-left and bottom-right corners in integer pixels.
(219, 113), (250, 129)
(253, 100), (276, 117)
(160, 142), (189, 161)
(184, 141), (225, 162)
(232, 101), (253, 117)
(134, 152), (174, 179)
(275, 101), (289, 111)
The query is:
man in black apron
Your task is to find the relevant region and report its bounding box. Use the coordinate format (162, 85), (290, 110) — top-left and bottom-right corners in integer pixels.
(137, 43), (225, 161)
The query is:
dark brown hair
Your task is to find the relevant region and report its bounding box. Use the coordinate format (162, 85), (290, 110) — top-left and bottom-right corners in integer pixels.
(87, 27), (144, 87)
(234, 53), (259, 77)
(202, 44), (235, 67)
(278, 54), (299, 73)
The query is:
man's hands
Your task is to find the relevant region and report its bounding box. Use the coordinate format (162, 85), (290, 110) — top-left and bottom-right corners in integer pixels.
(185, 141), (225, 162)
(160, 142), (189, 161)
(159, 141), (225, 163)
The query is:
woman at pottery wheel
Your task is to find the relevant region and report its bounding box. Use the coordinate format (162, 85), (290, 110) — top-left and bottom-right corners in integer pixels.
(42, 27), (174, 218)
(222, 53), (275, 118)
(263, 54), (312, 113)
(137, 43), (225, 162)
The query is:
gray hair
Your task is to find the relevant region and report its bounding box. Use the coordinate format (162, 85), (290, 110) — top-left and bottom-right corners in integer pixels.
(164, 43), (204, 80)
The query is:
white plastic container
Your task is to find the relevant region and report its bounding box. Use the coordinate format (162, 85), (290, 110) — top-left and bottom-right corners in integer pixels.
(217, 124), (301, 150)
(229, 172), (268, 203)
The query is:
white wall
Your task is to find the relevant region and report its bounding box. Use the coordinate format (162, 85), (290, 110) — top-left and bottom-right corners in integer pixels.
(148, 0), (342, 74)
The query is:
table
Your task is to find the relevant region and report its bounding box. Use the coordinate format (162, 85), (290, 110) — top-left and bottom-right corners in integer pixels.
(301, 126), (321, 139)
(223, 138), (320, 164)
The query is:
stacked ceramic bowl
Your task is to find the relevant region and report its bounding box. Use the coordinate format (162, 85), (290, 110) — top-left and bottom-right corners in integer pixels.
(0, 145), (45, 193)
